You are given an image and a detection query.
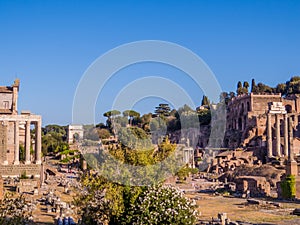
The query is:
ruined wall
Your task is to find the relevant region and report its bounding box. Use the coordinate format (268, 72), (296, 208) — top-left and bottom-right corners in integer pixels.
(251, 94), (282, 114)
(0, 123), (7, 164)
(225, 93), (299, 151)
(6, 121), (16, 163)
(0, 164), (41, 177)
(0, 92), (13, 111)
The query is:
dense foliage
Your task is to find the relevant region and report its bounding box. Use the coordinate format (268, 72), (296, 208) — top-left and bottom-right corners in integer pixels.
(76, 176), (198, 225)
(236, 76), (300, 96)
(280, 175), (296, 199)
(127, 185), (198, 225)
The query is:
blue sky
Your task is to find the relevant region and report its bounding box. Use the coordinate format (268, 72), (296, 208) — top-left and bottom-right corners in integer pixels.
(0, 0), (300, 125)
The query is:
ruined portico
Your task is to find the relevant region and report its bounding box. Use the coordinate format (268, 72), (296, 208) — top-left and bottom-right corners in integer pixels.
(0, 80), (42, 177)
(266, 102), (288, 159)
(0, 114), (42, 165)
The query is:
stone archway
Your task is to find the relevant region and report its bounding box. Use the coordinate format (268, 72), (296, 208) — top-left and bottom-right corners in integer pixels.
(285, 104), (292, 113)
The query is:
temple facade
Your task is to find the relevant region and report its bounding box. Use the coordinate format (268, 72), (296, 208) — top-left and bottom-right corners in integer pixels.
(225, 93), (300, 158)
(0, 79), (42, 177)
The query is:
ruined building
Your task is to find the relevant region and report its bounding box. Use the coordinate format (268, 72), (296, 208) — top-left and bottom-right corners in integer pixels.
(225, 93), (300, 161)
(0, 79), (42, 177)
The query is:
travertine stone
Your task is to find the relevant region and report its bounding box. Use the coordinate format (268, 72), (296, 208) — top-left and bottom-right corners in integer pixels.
(13, 120), (19, 165)
(25, 120), (31, 164)
(267, 114), (273, 158)
(284, 114), (289, 157)
(275, 114), (281, 157)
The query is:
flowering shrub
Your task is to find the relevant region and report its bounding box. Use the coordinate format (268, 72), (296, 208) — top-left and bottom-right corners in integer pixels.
(127, 185), (198, 225)
(76, 175), (198, 225)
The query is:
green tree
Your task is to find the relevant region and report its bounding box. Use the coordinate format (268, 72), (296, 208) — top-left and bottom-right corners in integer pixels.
(123, 110), (140, 126)
(98, 128), (111, 139)
(103, 110), (121, 131)
(243, 81), (249, 93)
(276, 83), (286, 95)
(201, 95), (209, 106)
(197, 108), (211, 125)
(237, 81), (242, 89)
(42, 129), (65, 155)
(237, 81), (248, 95)
(257, 82), (274, 94)
(140, 113), (152, 132)
(154, 104), (171, 117)
(117, 127), (152, 150)
(285, 76), (300, 95)
(251, 78), (258, 93)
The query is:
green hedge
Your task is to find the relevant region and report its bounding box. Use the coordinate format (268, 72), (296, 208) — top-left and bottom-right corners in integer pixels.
(280, 175), (296, 199)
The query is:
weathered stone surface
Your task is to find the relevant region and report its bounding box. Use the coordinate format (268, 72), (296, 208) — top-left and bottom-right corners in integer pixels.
(0, 80), (42, 177)
(0, 162), (41, 177)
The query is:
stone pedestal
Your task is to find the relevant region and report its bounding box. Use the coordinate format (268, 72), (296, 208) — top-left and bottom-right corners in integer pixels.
(286, 160), (298, 176)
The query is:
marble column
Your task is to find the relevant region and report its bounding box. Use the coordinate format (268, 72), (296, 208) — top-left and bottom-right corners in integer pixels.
(2, 121), (8, 165)
(275, 114), (281, 157)
(284, 114), (289, 157)
(286, 117), (297, 176)
(35, 120), (42, 164)
(13, 120), (19, 165)
(267, 114), (273, 158)
(25, 120), (31, 164)
(288, 117), (295, 161)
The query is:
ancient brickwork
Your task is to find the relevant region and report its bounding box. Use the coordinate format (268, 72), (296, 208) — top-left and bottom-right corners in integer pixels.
(235, 176), (270, 197)
(0, 123), (7, 164)
(16, 179), (39, 193)
(226, 93), (300, 157)
(0, 164), (41, 177)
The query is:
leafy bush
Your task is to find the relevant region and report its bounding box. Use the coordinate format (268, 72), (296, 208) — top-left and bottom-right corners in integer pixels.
(127, 185), (198, 225)
(76, 175), (198, 225)
(280, 175), (296, 199)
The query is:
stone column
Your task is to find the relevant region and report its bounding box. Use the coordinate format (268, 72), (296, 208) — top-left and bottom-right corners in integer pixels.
(286, 117), (297, 176)
(2, 121), (8, 165)
(284, 114), (289, 157)
(288, 117), (295, 161)
(35, 120), (42, 164)
(25, 121), (31, 164)
(13, 120), (19, 165)
(267, 114), (273, 158)
(275, 114), (281, 157)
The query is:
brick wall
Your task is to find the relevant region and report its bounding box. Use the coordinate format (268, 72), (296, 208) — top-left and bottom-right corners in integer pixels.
(0, 164), (41, 177)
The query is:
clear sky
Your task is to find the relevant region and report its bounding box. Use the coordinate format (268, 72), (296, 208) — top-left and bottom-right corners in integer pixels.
(0, 0), (300, 125)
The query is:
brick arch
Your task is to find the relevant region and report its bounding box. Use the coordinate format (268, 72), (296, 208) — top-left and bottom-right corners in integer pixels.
(285, 104), (292, 113)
